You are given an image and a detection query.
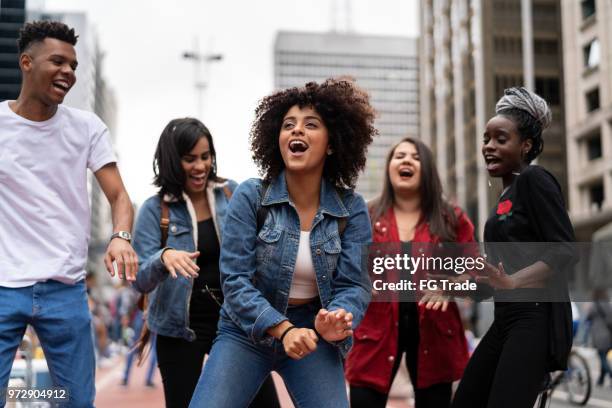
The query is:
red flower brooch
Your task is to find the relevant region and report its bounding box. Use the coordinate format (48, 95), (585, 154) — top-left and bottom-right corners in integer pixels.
(496, 199), (513, 220)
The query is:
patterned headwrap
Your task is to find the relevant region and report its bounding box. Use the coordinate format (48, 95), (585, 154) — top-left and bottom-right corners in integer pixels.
(495, 87), (552, 130)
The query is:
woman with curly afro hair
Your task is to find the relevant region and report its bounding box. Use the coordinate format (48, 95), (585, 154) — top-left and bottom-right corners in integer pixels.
(188, 78), (377, 408)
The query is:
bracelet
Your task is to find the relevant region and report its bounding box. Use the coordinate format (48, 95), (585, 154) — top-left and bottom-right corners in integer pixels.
(313, 326), (322, 339)
(279, 325), (297, 344)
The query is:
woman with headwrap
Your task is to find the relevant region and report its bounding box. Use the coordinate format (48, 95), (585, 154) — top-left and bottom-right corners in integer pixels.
(451, 87), (576, 408)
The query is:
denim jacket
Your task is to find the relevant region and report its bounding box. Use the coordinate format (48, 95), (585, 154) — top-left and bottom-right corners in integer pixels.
(219, 171), (372, 356)
(132, 179), (238, 341)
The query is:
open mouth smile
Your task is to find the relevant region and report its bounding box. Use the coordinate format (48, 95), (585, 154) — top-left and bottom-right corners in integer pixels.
(288, 139), (309, 153)
(398, 167), (414, 178)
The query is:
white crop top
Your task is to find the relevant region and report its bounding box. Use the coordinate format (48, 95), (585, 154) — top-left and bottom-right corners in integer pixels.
(289, 231), (319, 299)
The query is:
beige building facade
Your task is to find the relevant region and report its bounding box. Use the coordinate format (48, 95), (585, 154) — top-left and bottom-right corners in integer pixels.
(561, 0), (612, 240)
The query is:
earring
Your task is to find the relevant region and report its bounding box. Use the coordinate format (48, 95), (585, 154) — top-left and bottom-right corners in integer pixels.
(327, 148), (333, 156)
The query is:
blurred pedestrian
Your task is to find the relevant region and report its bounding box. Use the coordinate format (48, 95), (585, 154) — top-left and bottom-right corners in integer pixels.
(586, 289), (612, 386)
(132, 118), (279, 407)
(188, 78), (376, 408)
(452, 87), (576, 408)
(345, 138), (474, 408)
(0, 21), (137, 408)
(120, 283), (157, 387)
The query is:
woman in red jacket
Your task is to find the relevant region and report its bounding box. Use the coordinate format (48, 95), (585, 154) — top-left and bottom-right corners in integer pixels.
(345, 137), (474, 408)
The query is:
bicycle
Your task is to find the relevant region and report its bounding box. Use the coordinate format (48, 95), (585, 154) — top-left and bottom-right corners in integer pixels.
(536, 349), (592, 407)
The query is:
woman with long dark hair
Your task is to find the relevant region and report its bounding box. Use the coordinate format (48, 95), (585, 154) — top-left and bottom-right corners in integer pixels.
(345, 137), (474, 408)
(132, 118), (279, 408)
(451, 87), (576, 408)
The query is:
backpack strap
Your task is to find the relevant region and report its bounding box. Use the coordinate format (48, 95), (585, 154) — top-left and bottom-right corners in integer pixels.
(337, 217), (347, 236)
(160, 200), (170, 248)
(223, 185), (233, 201)
(335, 188), (348, 236)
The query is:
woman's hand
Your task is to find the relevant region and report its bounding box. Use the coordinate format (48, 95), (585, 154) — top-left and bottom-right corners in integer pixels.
(282, 328), (318, 360)
(476, 261), (516, 290)
(161, 249), (200, 279)
(314, 308), (353, 342)
(418, 289), (450, 311)
(418, 276), (450, 311)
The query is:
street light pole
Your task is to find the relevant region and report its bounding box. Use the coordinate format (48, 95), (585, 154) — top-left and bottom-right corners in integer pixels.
(182, 37), (223, 119)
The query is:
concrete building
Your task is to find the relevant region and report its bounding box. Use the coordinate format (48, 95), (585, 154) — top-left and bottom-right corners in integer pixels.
(420, 0), (567, 236)
(274, 31), (419, 200)
(561, 0), (612, 241)
(0, 0), (25, 101)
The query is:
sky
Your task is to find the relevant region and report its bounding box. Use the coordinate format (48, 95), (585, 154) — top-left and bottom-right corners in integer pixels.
(43, 0), (420, 205)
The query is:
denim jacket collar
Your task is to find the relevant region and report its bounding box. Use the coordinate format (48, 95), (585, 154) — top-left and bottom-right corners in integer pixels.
(262, 170), (349, 218)
(161, 179), (233, 244)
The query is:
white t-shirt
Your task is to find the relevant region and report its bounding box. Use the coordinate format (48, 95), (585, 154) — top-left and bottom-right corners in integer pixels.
(289, 231), (319, 299)
(0, 101), (116, 288)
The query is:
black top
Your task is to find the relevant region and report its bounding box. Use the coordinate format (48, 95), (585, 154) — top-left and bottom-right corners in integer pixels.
(189, 218), (222, 340)
(483, 165), (576, 371)
(484, 165), (576, 275)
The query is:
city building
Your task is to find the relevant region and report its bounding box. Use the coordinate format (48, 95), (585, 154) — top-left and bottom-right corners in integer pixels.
(274, 30), (419, 200)
(420, 0), (567, 236)
(0, 0), (25, 101)
(561, 0), (612, 241)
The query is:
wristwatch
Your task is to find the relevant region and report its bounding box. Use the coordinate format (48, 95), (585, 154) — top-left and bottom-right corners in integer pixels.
(110, 231), (132, 243)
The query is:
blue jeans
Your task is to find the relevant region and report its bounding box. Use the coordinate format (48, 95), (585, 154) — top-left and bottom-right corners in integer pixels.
(188, 302), (348, 408)
(0, 280), (95, 407)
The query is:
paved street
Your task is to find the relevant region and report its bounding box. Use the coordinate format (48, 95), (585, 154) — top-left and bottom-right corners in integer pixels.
(88, 345), (612, 407)
(93, 354), (411, 408)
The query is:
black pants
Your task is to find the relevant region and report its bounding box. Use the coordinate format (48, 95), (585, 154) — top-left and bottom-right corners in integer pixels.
(452, 302), (549, 408)
(156, 334), (280, 408)
(350, 303), (452, 408)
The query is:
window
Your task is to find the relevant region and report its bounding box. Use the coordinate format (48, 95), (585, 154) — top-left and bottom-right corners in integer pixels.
(583, 39), (600, 69)
(586, 88), (600, 112)
(581, 0), (596, 20)
(590, 183), (604, 211)
(534, 39), (558, 55)
(535, 77), (561, 106)
(586, 132), (602, 160)
(494, 36), (522, 55)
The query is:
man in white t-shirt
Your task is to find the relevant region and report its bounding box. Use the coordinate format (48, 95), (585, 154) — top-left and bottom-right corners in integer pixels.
(0, 21), (138, 407)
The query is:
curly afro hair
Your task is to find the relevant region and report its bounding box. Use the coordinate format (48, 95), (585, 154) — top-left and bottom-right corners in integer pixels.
(250, 78), (377, 189)
(17, 20), (78, 54)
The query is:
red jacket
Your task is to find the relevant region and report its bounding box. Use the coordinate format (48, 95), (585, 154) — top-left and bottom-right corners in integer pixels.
(345, 206), (474, 392)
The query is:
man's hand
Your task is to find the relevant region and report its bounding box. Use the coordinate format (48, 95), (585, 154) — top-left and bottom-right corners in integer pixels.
(95, 163), (137, 281)
(314, 308), (353, 342)
(104, 238), (138, 281)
